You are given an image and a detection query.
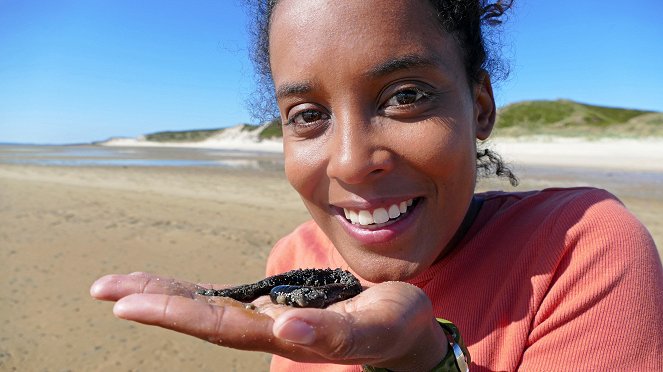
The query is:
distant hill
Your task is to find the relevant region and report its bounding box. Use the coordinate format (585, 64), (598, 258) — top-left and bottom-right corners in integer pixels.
(117, 100), (662, 143)
(494, 99), (663, 137)
(143, 119), (282, 143)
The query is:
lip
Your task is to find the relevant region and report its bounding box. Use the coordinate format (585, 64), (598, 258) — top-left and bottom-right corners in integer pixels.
(333, 197), (424, 245)
(331, 195), (416, 211)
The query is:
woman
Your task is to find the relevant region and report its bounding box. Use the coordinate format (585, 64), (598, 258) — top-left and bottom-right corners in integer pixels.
(91, 0), (663, 370)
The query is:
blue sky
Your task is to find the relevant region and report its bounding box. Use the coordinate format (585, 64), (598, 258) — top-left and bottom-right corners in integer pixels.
(1, 0), (662, 144)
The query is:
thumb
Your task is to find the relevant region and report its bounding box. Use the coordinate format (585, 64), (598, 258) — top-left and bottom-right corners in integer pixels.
(272, 309), (364, 361)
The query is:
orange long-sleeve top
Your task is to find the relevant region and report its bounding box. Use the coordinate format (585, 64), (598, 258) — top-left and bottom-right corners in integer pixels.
(266, 188), (663, 371)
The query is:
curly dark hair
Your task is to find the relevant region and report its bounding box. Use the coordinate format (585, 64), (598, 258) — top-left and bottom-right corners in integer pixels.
(244, 0), (518, 186)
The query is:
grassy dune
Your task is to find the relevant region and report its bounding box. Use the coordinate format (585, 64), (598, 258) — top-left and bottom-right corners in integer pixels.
(144, 128), (224, 142)
(141, 100), (662, 142)
(143, 119), (283, 143)
(494, 99), (663, 137)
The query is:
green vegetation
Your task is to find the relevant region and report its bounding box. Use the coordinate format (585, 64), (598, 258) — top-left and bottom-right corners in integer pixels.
(495, 99), (662, 137)
(240, 124), (260, 132)
(258, 118), (283, 139)
(141, 100), (662, 142)
(144, 128), (224, 142)
(237, 120), (282, 139)
(142, 120), (283, 143)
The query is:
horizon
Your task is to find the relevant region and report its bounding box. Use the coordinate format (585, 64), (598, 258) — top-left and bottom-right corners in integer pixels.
(1, 97), (659, 146)
(1, 0), (662, 144)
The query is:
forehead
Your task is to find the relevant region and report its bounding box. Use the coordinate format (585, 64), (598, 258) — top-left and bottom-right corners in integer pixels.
(268, 0), (463, 87)
(270, 0), (438, 35)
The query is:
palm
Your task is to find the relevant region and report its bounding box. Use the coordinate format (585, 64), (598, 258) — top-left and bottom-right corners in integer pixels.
(91, 272), (443, 369)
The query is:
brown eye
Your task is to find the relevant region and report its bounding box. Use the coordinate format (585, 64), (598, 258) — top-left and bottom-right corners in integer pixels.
(286, 108), (331, 138)
(395, 90), (419, 104)
(288, 109), (329, 126)
(385, 88), (427, 107)
(301, 110), (323, 123)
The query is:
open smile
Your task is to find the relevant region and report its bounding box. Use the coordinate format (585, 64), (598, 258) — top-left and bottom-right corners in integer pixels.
(340, 198), (421, 227)
(332, 197), (424, 245)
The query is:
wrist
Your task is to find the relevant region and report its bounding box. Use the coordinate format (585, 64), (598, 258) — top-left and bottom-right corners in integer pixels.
(363, 318), (469, 372)
(363, 318), (448, 372)
(418, 317), (451, 371)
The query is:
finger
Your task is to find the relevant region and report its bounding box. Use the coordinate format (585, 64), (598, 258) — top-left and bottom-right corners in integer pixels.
(271, 306), (380, 364)
(271, 282), (437, 366)
(90, 272), (199, 301)
(113, 293), (287, 351)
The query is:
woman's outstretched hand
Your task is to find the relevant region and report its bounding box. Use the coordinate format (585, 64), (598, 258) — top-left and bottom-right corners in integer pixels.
(90, 272), (447, 370)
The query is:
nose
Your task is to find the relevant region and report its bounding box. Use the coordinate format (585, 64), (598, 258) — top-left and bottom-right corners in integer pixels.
(326, 113), (394, 185)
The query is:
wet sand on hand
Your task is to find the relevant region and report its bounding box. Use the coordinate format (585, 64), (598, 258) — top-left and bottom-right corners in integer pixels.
(1, 140), (662, 371)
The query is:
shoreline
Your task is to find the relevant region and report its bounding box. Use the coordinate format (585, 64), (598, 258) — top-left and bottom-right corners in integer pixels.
(100, 136), (284, 153)
(489, 136), (663, 172)
(98, 136), (663, 172)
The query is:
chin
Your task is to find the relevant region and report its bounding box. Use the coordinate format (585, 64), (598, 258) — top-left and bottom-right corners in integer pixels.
(348, 256), (427, 283)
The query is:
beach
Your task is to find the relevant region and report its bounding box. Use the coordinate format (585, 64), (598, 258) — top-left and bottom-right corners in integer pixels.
(1, 138), (662, 371)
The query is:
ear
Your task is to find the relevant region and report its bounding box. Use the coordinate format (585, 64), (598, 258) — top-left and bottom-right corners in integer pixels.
(473, 71), (496, 140)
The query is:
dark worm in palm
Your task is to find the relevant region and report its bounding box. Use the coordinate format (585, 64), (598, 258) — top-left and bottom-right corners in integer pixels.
(196, 268), (363, 308)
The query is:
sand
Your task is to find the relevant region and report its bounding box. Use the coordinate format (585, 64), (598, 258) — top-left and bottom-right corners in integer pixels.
(1, 164), (309, 371)
(490, 137), (663, 172)
(1, 139), (662, 371)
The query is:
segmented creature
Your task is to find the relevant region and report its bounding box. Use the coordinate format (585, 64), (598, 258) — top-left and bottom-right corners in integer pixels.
(197, 268), (362, 308)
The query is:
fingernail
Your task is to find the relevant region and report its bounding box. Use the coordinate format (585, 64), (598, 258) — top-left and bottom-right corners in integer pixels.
(275, 318), (316, 345)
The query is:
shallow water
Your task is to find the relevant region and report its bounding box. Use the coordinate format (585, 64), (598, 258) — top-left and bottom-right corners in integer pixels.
(0, 144), (285, 171)
(503, 163), (663, 200)
(3, 144), (661, 194)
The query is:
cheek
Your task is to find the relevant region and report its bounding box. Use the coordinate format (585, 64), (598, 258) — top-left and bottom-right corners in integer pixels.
(402, 118), (477, 178)
(284, 139), (329, 204)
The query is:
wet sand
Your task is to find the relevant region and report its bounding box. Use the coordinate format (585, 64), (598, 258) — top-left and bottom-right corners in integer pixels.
(1, 164), (309, 371)
(1, 149), (661, 371)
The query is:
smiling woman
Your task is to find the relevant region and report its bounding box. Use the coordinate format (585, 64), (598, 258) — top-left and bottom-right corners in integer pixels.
(90, 0), (663, 371)
(269, 0), (500, 284)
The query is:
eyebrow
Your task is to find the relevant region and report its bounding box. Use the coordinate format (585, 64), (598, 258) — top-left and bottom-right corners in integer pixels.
(275, 81), (313, 100)
(274, 54), (440, 100)
(366, 54), (438, 78)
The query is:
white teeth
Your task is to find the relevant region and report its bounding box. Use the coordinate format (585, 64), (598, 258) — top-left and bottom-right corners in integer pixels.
(358, 210), (373, 225)
(348, 210), (359, 224)
(373, 208), (389, 224)
(388, 204), (401, 219)
(343, 198), (415, 226)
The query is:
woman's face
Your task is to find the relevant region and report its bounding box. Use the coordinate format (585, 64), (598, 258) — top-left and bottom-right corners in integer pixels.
(270, 0), (496, 282)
